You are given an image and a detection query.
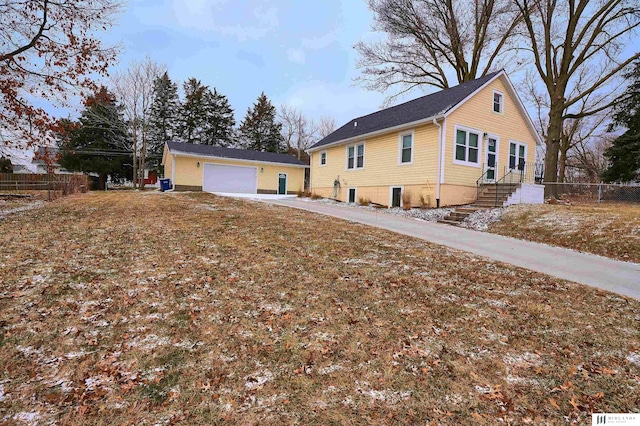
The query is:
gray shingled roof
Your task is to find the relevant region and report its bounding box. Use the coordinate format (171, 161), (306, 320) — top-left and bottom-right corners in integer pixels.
(309, 71), (501, 150)
(166, 142), (307, 166)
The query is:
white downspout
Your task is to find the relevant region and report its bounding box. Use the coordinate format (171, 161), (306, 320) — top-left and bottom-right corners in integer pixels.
(171, 154), (176, 190)
(308, 153), (312, 193)
(433, 118), (443, 208)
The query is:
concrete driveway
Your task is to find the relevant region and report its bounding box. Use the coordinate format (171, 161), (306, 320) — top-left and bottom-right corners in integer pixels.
(268, 198), (640, 299)
(212, 192), (297, 201)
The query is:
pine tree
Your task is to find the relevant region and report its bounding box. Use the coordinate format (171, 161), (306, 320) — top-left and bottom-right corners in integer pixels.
(148, 72), (180, 157)
(238, 92), (284, 152)
(0, 156), (12, 173)
(58, 87), (131, 189)
(177, 78), (208, 144)
(202, 88), (236, 146)
(603, 60), (640, 183)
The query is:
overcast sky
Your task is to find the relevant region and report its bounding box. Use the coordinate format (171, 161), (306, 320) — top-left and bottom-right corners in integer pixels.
(103, 0), (389, 127)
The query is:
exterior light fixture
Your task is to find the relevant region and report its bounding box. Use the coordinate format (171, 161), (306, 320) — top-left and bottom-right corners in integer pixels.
(197, 161), (200, 168)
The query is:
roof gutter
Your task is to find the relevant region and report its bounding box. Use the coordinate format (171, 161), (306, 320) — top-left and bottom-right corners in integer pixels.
(433, 118), (443, 208)
(167, 149), (308, 168)
(307, 114), (445, 153)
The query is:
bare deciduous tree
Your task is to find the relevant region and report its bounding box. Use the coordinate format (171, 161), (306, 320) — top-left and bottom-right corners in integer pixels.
(355, 0), (523, 103)
(278, 105), (317, 160)
(568, 135), (612, 182)
(317, 115), (337, 139)
(514, 0), (640, 185)
(112, 57), (165, 189)
(0, 0), (122, 148)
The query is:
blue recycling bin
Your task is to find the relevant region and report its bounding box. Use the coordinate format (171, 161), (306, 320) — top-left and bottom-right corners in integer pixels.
(160, 178), (171, 191)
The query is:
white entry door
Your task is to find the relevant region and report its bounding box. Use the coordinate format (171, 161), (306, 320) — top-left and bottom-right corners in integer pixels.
(202, 163), (257, 193)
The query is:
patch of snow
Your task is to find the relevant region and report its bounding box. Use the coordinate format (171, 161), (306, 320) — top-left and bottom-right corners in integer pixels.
(486, 299), (509, 308)
(84, 375), (113, 392)
(342, 396), (354, 406)
(219, 355), (236, 363)
(503, 352), (543, 367)
(258, 302), (292, 315)
(128, 334), (171, 351)
(506, 375), (537, 385)
(459, 208), (506, 231)
(65, 350), (91, 359)
(475, 385), (491, 393)
(0, 201), (45, 219)
(12, 412), (41, 424)
(318, 364), (344, 375)
(312, 332), (335, 342)
(627, 352), (640, 367)
(0, 384), (7, 402)
(356, 381), (412, 403)
(45, 379), (74, 393)
(244, 370), (273, 390)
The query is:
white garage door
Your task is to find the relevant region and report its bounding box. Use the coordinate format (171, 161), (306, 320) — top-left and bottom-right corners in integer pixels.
(202, 163), (258, 193)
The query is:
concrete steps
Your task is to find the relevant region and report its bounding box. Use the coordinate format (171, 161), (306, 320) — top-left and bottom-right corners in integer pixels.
(439, 184), (521, 226)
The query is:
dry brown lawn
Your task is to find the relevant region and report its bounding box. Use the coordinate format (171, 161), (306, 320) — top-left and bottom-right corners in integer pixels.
(489, 203), (640, 263)
(0, 192), (639, 425)
(0, 193), (46, 216)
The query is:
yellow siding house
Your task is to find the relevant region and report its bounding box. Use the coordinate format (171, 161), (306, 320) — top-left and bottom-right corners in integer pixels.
(308, 71), (543, 207)
(162, 142), (307, 194)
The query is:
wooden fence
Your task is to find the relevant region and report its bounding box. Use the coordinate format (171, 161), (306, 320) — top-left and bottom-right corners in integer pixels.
(0, 173), (90, 200)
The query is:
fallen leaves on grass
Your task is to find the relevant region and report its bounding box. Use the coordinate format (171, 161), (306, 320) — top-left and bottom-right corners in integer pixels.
(0, 192), (638, 425)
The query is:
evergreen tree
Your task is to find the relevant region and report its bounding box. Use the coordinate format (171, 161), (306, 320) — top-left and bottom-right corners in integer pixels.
(58, 87), (131, 189)
(177, 78), (208, 144)
(0, 156), (12, 173)
(238, 92), (284, 152)
(148, 72), (180, 157)
(603, 60), (640, 183)
(203, 88), (236, 146)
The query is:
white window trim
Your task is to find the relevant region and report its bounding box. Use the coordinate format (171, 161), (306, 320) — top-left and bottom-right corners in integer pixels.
(345, 142), (365, 171)
(398, 130), (415, 165)
(452, 124), (482, 168)
(319, 151), (327, 167)
(389, 186), (404, 208)
(508, 140), (528, 170)
(347, 187), (357, 203)
(492, 89), (504, 114)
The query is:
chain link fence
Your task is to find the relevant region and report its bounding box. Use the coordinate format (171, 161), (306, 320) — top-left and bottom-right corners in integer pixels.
(543, 182), (640, 203)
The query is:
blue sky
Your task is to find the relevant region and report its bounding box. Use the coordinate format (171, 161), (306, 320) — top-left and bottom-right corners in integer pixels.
(106, 0), (387, 127)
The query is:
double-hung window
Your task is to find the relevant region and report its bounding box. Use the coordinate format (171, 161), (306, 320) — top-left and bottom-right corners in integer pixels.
(399, 132), (413, 164)
(509, 142), (527, 170)
(454, 127), (481, 166)
(320, 151), (327, 166)
(347, 143), (364, 170)
(493, 90), (504, 114)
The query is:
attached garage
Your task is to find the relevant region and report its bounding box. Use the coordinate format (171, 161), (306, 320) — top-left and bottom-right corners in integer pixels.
(162, 142), (307, 194)
(203, 163), (257, 193)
